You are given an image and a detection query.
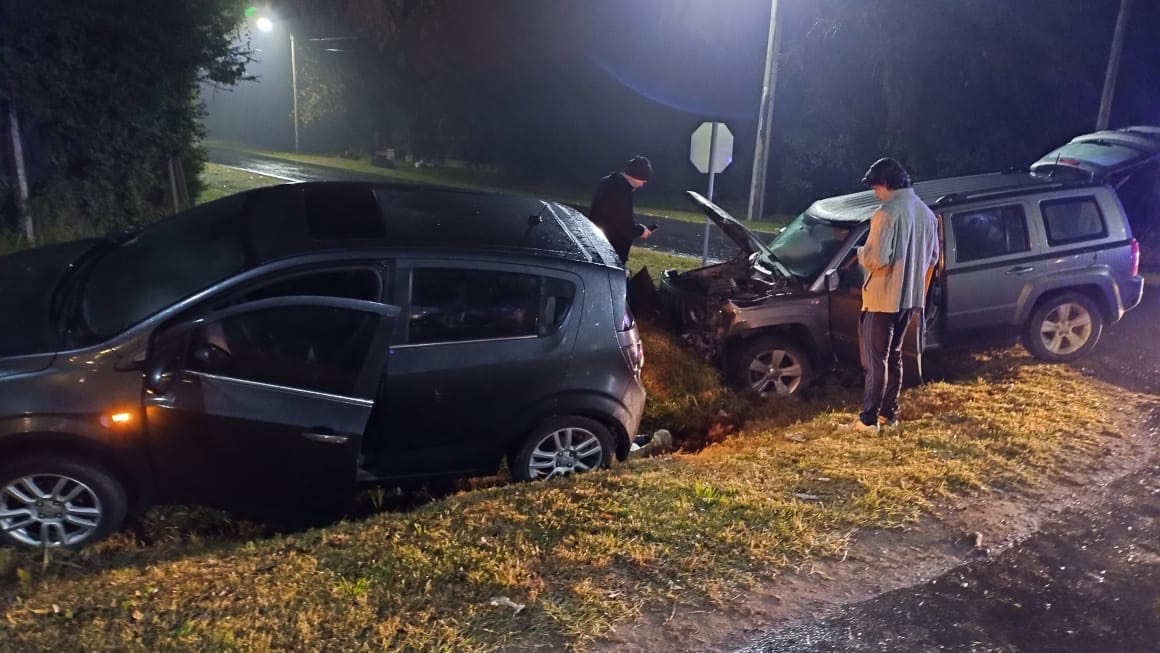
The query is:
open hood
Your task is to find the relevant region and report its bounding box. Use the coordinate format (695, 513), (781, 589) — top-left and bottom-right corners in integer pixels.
(1031, 125), (1160, 181)
(684, 191), (774, 260)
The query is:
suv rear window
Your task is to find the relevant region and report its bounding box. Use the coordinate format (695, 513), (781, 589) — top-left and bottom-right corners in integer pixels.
(949, 205), (1030, 263)
(1040, 197), (1107, 246)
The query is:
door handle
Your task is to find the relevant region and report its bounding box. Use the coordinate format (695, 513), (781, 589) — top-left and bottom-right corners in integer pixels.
(1005, 266), (1034, 275)
(301, 431), (351, 445)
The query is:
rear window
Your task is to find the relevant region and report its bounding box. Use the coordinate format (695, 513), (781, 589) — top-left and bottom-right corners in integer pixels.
(407, 268), (542, 344)
(1040, 197), (1107, 246)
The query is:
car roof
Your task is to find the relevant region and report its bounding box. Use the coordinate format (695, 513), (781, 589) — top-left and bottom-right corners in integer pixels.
(805, 172), (1070, 223)
(233, 181), (620, 267)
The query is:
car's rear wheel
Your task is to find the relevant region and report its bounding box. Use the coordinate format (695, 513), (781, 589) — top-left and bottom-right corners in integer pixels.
(731, 336), (813, 397)
(510, 416), (614, 482)
(1023, 292), (1104, 363)
(0, 458), (127, 549)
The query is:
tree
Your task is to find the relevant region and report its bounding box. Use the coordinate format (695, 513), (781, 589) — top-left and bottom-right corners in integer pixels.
(0, 0), (252, 243)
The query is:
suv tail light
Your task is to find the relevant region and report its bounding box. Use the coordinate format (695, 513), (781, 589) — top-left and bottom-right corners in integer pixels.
(1130, 238), (1140, 277)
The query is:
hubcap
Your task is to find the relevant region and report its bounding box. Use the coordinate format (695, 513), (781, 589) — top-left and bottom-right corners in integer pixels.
(1039, 302), (1093, 355)
(1, 474), (103, 547)
(527, 427), (605, 480)
(747, 349), (803, 395)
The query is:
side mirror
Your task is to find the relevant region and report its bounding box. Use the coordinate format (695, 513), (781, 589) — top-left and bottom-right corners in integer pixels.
(824, 269), (839, 292)
(145, 364), (175, 395)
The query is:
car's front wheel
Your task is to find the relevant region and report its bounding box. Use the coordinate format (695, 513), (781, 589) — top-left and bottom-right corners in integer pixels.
(1023, 292), (1104, 363)
(0, 458), (127, 549)
(731, 336), (813, 397)
(510, 417), (614, 482)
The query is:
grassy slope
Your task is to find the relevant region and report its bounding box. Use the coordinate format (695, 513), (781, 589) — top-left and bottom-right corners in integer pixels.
(0, 347), (1151, 652)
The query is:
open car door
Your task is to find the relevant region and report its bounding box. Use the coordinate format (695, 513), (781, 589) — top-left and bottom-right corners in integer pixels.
(142, 296), (398, 517)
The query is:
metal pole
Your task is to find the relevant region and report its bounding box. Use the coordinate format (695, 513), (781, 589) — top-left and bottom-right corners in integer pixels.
(1096, 0), (1133, 131)
(8, 101), (33, 245)
(702, 122), (719, 265)
(290, 31), (300, 152)
(746, 0), (780, 222)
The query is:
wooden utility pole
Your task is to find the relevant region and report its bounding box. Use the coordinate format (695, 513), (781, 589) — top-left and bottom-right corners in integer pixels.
(1096, 0), (1133, 131)
(7, 100), (34, 245)
(746, 0), (781, 222)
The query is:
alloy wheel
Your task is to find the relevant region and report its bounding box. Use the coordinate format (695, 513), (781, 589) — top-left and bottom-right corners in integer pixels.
(1, 473), (104, 548)
(1038, 301), (1094, 356)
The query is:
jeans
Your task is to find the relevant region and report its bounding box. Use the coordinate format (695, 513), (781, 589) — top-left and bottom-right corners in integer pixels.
(859, 309), (915, 426)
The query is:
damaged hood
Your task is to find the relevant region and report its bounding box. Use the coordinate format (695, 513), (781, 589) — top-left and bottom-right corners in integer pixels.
(685, 191), (775, 259)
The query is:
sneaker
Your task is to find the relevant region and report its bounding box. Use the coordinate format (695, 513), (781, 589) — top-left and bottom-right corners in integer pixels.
(838, 418), (879, 433)
(878, 416), (899, 429)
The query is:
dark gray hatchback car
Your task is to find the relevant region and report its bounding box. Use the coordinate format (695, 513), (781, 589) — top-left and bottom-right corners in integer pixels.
(0, 182), (646, 548)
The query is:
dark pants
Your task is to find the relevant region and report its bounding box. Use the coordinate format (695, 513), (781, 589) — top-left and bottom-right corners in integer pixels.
(859, 309), (915, 426)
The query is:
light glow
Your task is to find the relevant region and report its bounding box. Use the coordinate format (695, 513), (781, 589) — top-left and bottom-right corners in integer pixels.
(256, 16), (274, 33)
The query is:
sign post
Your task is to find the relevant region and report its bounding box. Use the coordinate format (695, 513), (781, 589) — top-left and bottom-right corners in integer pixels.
(690, 121), (734, 264)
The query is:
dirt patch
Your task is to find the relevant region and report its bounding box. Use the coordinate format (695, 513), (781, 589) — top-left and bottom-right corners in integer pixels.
(594, 406), (1159, 653)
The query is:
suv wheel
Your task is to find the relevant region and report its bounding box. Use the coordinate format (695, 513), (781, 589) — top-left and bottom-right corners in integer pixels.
(732, 336), (813, 396)
(1023, 293), (1104, 363)
(0, 458), (127, 549)
(510, 416), (614, 482)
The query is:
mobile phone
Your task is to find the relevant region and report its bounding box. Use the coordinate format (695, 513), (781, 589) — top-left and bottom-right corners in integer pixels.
(647, 223), (659, 232)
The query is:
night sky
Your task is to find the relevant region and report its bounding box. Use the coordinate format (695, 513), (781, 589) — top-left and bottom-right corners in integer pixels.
(202, 0), (1160, 208)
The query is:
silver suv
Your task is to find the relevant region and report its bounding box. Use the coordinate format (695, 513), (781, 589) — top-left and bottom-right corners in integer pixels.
(659, 127), (1151, 396)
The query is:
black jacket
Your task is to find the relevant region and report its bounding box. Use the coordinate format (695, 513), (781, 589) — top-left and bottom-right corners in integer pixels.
(588, 172), (644, 264)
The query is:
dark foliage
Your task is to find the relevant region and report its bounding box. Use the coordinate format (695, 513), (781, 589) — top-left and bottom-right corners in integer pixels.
(0, 0), (252, 244)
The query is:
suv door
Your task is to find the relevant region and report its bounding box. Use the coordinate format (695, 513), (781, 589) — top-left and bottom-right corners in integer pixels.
(827, 222), (938, 377)
(942, 202), (1041, 342)
(143, 296), (398, 514)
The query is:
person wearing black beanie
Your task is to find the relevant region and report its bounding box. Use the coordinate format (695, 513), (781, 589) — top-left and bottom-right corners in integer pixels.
(587, 155), (654, 265)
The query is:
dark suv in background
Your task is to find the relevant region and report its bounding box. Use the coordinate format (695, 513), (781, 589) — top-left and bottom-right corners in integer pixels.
(660, 127), (1151, 396)
(0, 182), (646, 549)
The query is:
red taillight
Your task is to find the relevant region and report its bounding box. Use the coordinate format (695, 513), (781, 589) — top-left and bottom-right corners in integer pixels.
(1130, 238), (1140, 277)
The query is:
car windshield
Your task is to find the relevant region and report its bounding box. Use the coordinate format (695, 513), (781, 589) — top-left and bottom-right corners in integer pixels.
(78, 194), (249, 341)
(767, 212), (852, 280)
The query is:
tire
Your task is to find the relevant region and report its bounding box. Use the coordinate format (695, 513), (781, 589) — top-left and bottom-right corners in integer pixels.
(509, 416), (615, 482)
(1023, 292), (1104, 363)
(731, 336), (813, 397)
(0, 458), (128, 549)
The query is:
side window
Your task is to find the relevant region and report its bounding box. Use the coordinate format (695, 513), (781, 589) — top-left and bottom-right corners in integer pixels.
(186, 305), (379, 396)
(242, 269), (382, 303)
(950, 205), (1030, 263)
(407, 268), (542, 344)
(1040, 197), (1107, 246)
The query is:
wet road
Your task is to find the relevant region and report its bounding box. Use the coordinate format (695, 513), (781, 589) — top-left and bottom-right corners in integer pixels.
(206, 145), (748, 261)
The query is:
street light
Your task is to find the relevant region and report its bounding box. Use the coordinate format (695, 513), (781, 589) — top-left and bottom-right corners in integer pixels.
(255, 14), (299, 152)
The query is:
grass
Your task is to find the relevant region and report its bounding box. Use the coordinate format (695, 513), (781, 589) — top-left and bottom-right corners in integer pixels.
(0, 341), (1153, 652)
(198, 164), (285, 204)
(207, 140), (786, 233)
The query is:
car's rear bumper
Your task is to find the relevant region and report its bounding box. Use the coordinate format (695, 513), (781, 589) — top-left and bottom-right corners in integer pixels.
(1120, 275), (1145, 315)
